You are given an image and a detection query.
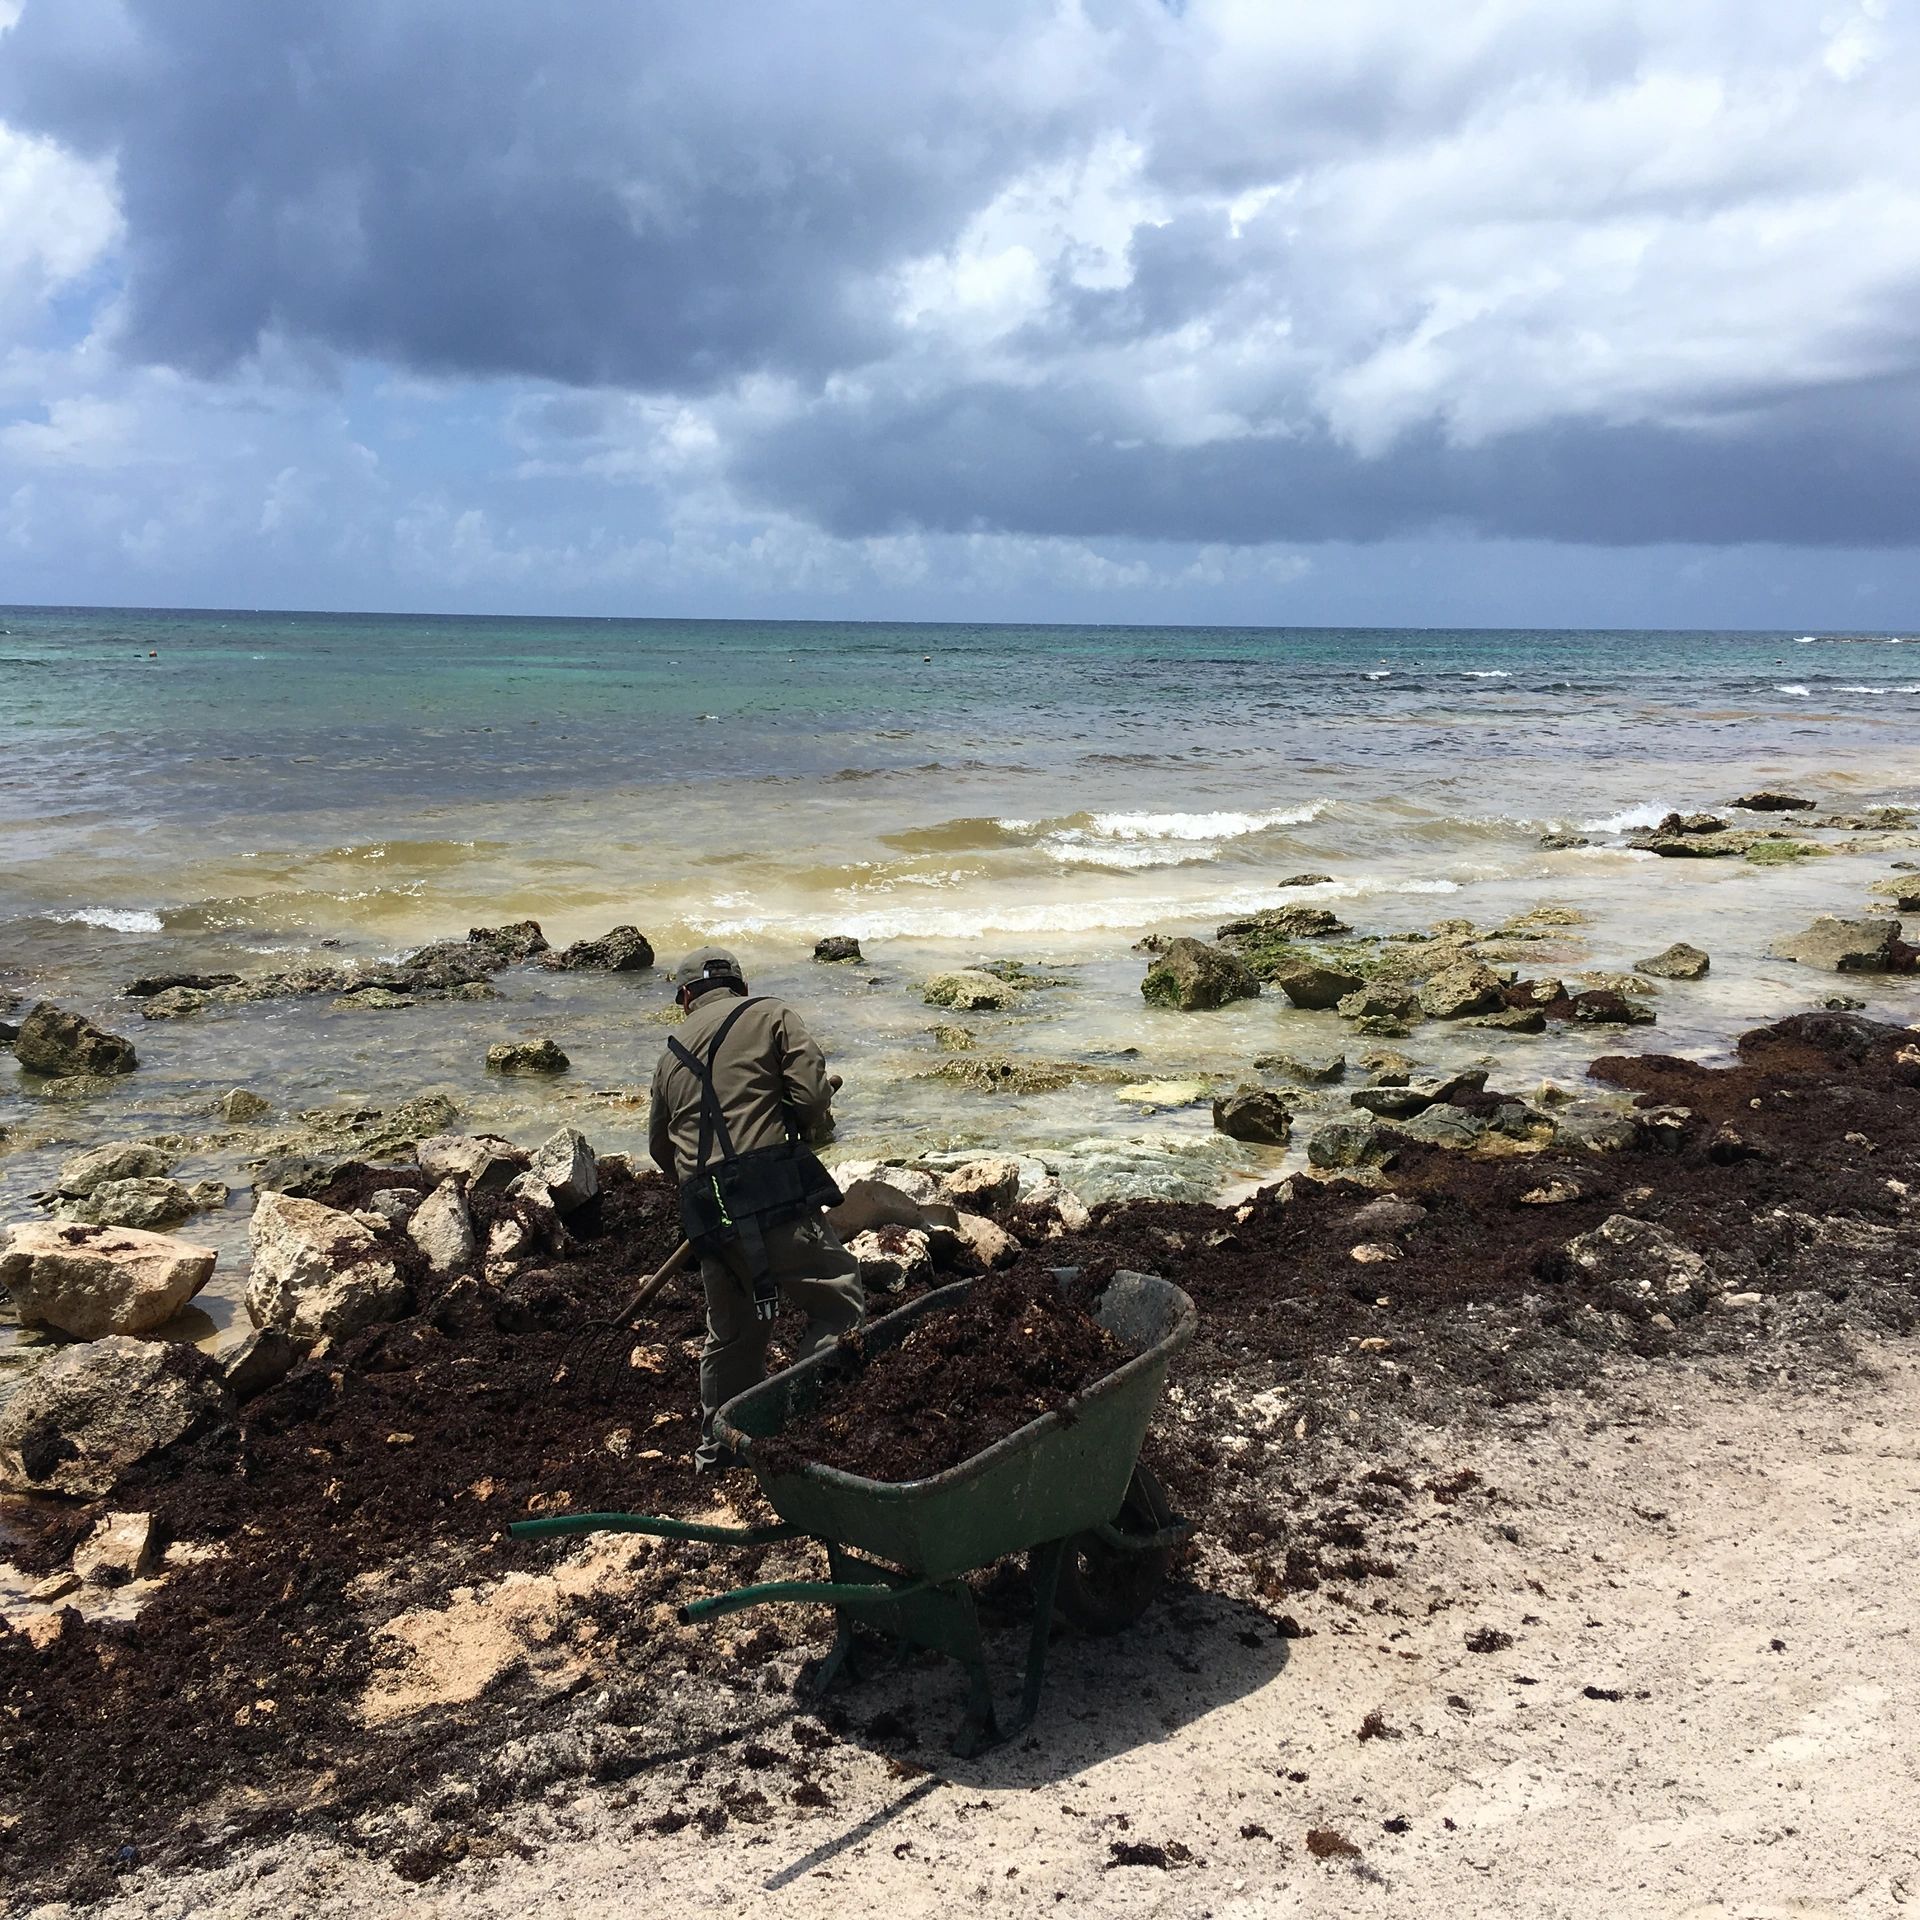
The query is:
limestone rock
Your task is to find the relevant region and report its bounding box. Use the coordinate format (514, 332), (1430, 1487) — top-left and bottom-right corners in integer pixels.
(468, 920), (549, 963)
(0, 1220), (218, 1338)
(1538, 831), (1590, 850)
(73, 1511), (155, 1586)
(1569, 990), (1656, 1026)
(245, 1192), (407, 1341)
(1520, 1177), (1584, 1206)
(1254, 1049), (1345, 1084)
(1336, 982), (1421, 1025)
(814, 935), (863, 964)
(1217, 904), (1350, 943)
(940, 1156), (1022, 1217)
(1278, 872), (1335, 887)
(847, 1225), (934, 1291)
(1556, 1110), (1641, 1154)
(11, 1004), (138, 1077)
(0, 1337), (231, 1497)
(1731, 791), (1815, 811)
(55, 1141), (174, 1196)
(407, 1180), (476, 1276)
(139, 986), (213, 1020)
(1634, 942), (1711, 981)
(1657, 811), (1728, 835)
(221, 1327), (299, 1401)
(1348, 1195), (1426, 1239)
(538, 926), (655, 972)
(1212, 1086), (1293, 1145)
(505, 1172), (565, 1250)
(485, 1039), (571, 1074)
(186, 1180), (229, 1212)
(1417, 962), (1505, 1020)
(1349, 1085), (1432, 1119)
(922, 969), (1022, 1011)
(60, 1176), (197, 1230)
(952, 1211), (1021, 1269)
(530, 1127), (598, 1213)
(416, 1132), (527, 1190)
(1391, 1106), (1490, 1151)
(1265, 958), (1364, 1010)
(1869, 875), (1920, 913)
(124, 971), (241, 998)
(1141, 938), (1259, 1011)
(1306, 1119), (1391, 1170)
(219, 1088), (271, 1123)
(1769, 916), (1904, 973)
(1562, 1215), (1714, 1311)
(1469, 1006), (1547, 1033)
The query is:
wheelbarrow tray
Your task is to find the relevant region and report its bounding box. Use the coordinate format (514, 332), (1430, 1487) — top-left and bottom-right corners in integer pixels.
(715, 1268), (1195, 1584)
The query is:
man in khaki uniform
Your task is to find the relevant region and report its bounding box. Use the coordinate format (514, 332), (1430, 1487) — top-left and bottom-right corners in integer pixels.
(649, 947), (864, 1472)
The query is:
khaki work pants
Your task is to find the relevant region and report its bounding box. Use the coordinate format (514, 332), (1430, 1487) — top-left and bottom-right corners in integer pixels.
(696, 1211), (864, 1470)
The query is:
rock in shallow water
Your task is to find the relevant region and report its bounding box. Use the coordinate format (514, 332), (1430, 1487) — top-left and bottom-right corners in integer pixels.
(0, 1336), (231, 1496)
(1634, 942), (1711, 980)
(55, 1141), (173, 1196)
(485, 1039), (571, 1074)
(0, 1220), (218, 1338)
(58, 1175), (197, 1230)
(1141, 938), (1259, 1011)
(537, 925), (654, 972)
(1212, 1086), (1293, 1145)
(814, 935), (863, 964)
(11, 1003), (138, 1077)
(922, 969), (1022, 1011)
(1769, 916), (1907, 973)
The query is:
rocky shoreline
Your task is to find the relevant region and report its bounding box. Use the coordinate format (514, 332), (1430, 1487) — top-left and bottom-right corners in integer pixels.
(0, 986), (1915, 1908)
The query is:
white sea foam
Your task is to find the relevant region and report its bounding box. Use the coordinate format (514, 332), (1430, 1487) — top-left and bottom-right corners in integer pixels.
(47, 907), (164, 933)
(1461, 670), (1512, 678)
(1046, 842), (1217, 870)
(1080, 805), (1324, 841)
(1775, 683), (1811, 697)
(1836, 684), (1920, 694)
(1364, 670), (1392, 680)
(1580, 803), (1681, 833)
(1794, 635), (1818, 644)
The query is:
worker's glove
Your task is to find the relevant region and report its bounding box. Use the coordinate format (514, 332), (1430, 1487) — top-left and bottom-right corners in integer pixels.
(752, 1273), (780, 1324)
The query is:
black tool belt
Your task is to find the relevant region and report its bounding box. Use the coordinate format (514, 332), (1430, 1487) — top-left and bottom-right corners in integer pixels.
(669, 997), (843, 1279)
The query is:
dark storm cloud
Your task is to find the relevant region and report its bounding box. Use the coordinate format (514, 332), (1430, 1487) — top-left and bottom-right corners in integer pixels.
(5, 0), (1920, 558)
(0, 0), (1043, 389)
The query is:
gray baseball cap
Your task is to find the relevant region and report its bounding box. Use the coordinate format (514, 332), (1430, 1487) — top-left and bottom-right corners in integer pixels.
(674, 946), (746, 991)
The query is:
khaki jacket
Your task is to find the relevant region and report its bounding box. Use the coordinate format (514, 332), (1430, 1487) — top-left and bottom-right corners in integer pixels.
(648, 992), (834, 1183)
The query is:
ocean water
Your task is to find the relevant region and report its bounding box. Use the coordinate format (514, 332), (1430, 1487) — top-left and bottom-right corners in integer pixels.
(3, 607), (1918, 1342)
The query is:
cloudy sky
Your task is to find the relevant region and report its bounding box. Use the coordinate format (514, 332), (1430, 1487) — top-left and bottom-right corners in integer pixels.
(1, 0), (1916, 627)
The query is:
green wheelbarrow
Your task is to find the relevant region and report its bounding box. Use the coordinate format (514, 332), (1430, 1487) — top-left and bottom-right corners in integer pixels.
(511, 1267), (1196, 1756)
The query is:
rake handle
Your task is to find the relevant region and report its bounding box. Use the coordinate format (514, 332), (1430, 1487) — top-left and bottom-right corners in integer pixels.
(605, 1237), (695, 1331)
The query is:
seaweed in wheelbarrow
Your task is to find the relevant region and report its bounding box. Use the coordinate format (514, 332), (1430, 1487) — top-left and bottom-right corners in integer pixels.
(758, 1270), (1124, 1483)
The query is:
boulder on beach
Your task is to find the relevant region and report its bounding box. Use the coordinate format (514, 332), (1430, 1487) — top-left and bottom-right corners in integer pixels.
(245, 1191), (408, 1341)
(55, 1141), (173, 1196)
(1390, 1105), (1491, 1151)
(847, 1224), (933, 1291)
(1264, 957), (1363, 1010)
(1417, 961), (1505, 1020)
(73, 1510), (157, 1587)
(122, 971), (242, 998)
(530, 1126), (599, 1213)
(1306, 1118), (1392, 1170)
(485, 1039), (571, 1074)
(814, 935), (863, 964)
(1635, 942), (1711, 981)
(922, 969), (1022, 1011)
(406, 1180), (477, 1276)
(951, 1211), (1021, 1269)
(1336, 982), (1421, 1025)
(1218, 904), (1351, 943)
(1769, 916), (1906, 973)
(221, 1327), (299, 1402)
(1469, 1005), (1547, 1033)
(219, 1088), (272, 1123)
(1731, 791), (1815, 812)
(0, 1220), (218, 1338)
(1561, 1214), (1715, 1312)
(11, 1003), (138, 1078)
(1212, 1086), (1293, 1145)
(0, 1336), (231, 1497)
(417, 1131), (527, 1190)
(538, 926), (655, 972)
(1141, 938), (1259, 1011)
(59, 1175), (197, 1230)
(940, 1156), (1022, 1216)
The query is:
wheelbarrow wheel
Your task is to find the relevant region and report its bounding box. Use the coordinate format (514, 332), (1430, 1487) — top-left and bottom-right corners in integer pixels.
(1041, 1463), (1176, 1636)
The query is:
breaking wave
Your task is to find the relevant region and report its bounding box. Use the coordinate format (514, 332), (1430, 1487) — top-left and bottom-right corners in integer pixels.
(46, 906), (164, 933)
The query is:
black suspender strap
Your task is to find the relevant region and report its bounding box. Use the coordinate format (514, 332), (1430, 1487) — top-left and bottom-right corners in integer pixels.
(666, 996), (762, 1169)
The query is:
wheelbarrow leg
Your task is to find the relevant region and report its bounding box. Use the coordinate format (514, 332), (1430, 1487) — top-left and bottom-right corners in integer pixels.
(1014, 1536), (1068, 1737)
(811, 1543), (871, 1697)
